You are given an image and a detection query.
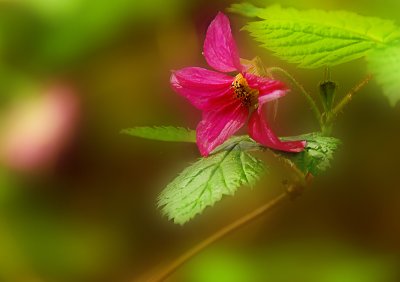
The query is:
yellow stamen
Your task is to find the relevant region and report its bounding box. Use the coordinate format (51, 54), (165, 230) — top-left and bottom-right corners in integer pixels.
(231, 74), (259, 108)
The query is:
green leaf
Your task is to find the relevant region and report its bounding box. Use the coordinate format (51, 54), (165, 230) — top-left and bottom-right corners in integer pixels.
(121, 126), (196, 142)
(228, 2), (264, 18)
(211, 135), (263, 154)
(212, 133), (340, 176)
(367, 45), (400, 106)
(280, 133), (341, 175)
(158, 147), (265, 225)
(229, 4), (400, 68)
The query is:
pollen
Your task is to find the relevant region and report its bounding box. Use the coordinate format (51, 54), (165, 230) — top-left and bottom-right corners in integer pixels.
(231, 74), (259, 108)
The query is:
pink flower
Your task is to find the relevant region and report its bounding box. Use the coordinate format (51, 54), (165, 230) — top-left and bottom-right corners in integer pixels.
(0, 84), (79, 172)
(171, 12), (305, 156)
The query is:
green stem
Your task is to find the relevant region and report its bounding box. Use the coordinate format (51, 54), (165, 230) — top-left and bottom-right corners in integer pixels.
(267, 67), (323, 130)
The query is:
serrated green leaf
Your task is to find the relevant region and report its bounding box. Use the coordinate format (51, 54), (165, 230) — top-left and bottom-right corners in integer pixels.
(230, 4), (400, 68)
(367, 45), (400, 106)
(211, 135), (263, 154)
(158, 147), (265, 225)
(280, 133), (341, 175)
(121, 126), (196, 142)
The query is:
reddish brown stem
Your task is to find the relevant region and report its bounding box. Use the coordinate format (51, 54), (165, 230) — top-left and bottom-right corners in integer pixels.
(136, 184), (304, 282)
(332, 74), (373, 116)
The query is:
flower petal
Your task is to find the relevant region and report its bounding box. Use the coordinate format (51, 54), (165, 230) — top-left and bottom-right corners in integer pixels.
(248, 107), (305, 153)
(244, 73), (288, 105)
(203, 12), (242, 73)
(171, 67), (234, 110)
(196, 101), (248, 156)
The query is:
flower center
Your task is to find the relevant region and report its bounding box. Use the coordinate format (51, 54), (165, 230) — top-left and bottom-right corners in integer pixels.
(231, 74), (258, 108)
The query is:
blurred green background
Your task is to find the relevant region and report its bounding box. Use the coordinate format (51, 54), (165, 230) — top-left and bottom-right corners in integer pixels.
(0, 0), (400, 281)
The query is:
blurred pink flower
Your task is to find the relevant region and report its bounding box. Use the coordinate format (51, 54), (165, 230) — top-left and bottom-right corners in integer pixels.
(0, 84), (79, 172)
(171, 12), (305, 156)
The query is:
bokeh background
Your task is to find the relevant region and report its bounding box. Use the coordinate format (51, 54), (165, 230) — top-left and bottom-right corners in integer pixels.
(0, 0), (400, 281)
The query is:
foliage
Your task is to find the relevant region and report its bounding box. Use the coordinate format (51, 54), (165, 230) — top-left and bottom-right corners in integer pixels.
(26, 0), (183, 67)
(0, 0), (187, 110)
(0, 0), (185, 72)
(211, 135), (263, 154)
(158, 146), (265, 225)
(0, 213), (120, 281)
(212, 133), (342, 176)
(121, 126), (196, 143)
(184, 240), (397, 282)
(280, 133), (341, 176)
(367, 45), (400, 106)
(229, 4), (400, 68)
(0, 170), (13, 206)
(124, 130), (341, 224)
